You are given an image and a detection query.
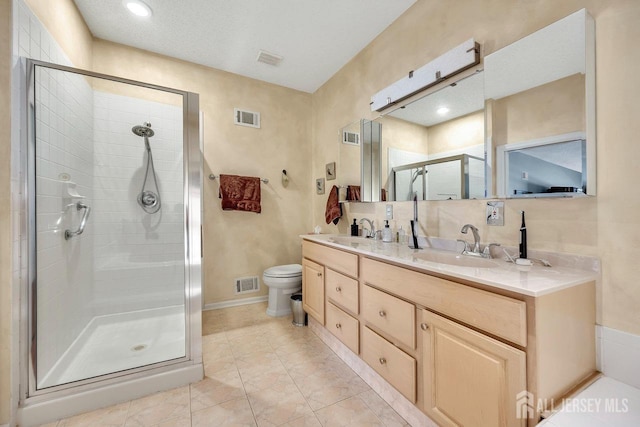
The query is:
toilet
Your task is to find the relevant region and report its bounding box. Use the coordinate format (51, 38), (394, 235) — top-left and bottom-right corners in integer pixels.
(263, 264), (303, 317)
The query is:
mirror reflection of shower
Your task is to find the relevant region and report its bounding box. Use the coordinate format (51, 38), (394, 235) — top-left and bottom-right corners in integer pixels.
(132, 122), (162, 214)
(410, 167), (427, 200)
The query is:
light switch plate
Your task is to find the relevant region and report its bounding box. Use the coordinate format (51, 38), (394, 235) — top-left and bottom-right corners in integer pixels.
(486, 201), (504, 226)
(386, 204), (393, 219)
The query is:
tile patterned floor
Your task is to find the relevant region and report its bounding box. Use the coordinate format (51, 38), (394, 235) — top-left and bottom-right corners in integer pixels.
(41, 302), (409, 427)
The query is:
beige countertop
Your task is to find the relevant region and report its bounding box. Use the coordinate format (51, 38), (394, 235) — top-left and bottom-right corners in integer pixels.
(302, 234), (598, 297)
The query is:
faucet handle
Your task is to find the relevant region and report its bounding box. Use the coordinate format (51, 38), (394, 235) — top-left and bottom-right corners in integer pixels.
(482, 243), (501, 258)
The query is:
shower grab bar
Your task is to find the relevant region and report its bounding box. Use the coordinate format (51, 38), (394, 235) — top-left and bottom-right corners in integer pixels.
(65, 202), (91, 240)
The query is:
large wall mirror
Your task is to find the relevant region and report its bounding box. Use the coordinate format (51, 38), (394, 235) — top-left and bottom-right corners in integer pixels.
(340, 8), (595, 202)
(486, 8), (595, 198)
(381, 71), (485, 201)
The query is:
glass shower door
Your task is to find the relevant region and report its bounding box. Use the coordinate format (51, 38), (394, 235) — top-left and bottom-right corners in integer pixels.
(29, 61), (192, 391)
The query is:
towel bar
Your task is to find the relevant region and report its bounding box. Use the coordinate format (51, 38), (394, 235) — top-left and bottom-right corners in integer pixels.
(209, 174), (269, 184)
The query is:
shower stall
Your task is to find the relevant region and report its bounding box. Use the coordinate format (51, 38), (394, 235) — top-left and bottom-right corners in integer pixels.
(19, 60), (203, 424)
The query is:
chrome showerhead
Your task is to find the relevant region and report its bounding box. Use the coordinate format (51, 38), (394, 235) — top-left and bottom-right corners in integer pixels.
(132, 122), (155, 137)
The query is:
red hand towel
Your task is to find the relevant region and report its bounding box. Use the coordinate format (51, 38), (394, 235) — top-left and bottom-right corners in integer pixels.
(325, 185), (342, 225)
(218, 174), (261, 213)
(346, 185), (361, 201)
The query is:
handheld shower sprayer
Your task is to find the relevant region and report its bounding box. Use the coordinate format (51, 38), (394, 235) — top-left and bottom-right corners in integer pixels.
(132, 122), (161, 214)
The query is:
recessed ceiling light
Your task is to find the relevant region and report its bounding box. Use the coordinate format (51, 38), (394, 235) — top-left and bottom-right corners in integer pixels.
(123, 0), (152, 17)
(437, 107), (450, 115)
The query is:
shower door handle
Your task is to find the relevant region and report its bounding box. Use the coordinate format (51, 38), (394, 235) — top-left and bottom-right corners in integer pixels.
(65, 202), (91, 240)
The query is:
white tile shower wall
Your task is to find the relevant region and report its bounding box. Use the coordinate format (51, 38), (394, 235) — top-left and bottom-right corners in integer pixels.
(12, 0), (95, 384)
(92, 91), (184, 316)
(597, 326), (640, 390)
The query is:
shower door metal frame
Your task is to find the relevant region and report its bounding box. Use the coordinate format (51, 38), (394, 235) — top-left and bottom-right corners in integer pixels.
(21, 59), (203, 402)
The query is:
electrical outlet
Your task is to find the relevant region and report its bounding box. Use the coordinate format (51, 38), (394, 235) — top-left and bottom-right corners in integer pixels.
(486, 201), (504, 226)
(386, 204), (393, 219)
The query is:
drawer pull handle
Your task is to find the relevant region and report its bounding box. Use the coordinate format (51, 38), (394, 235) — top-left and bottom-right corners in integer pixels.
(379, 310), (386, 317)
(420, 323), (429, 331)
(317, 272), (322, 277)
(336, 286), (341, 292)
(379, 357), (387, 365)
(336, 323), (341, 329)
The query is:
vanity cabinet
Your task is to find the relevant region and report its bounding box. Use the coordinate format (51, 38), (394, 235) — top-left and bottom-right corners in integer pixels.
(302, 238), (596, 427)
(302, 240), (359, 344)
(420, 309), (526, 427)
(302, 258), (324, 324)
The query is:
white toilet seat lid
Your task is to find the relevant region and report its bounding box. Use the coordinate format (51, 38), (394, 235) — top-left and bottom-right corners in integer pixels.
(264, 264), (302, 278)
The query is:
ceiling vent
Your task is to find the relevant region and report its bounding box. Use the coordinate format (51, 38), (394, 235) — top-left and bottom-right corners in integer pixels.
(234, 108), (260, 129)
(257, 50), (283, 66)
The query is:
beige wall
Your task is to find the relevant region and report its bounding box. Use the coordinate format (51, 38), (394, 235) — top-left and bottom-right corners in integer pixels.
(91, 40), (313, 305)
(23, 0), (92, 69)
(312, 0), (640, 335)
(1, 0), (12, 423)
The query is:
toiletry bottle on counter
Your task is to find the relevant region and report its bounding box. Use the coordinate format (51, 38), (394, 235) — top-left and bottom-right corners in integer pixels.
(397, 226), (406, 244)
(382, 220), (393, 242)
(351, 219), (358, 236)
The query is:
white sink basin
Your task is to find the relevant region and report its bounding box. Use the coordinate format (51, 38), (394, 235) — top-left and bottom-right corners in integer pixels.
(413, 250), (501, 268)
(327, 236), (374, 248)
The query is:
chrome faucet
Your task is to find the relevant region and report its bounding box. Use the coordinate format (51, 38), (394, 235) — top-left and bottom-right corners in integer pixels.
(459, 224), (500, 258)
(359, 218), (376, 238)
(460, 224), (481, 253)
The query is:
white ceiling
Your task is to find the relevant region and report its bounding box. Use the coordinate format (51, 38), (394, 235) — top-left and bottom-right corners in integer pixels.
(73, 0), (416, 93)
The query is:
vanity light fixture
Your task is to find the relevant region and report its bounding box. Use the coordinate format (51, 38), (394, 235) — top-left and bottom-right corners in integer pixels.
(370, 38), (480, 112)
(123, 0), (152, 17)
(437, 107), (450, 115)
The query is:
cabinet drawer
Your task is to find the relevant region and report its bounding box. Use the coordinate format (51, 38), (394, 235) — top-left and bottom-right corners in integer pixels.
(326, 302), (359, 354)
(362, 257), (527, 347)
(362, 327), (416, 402)
(326, 268), (359, 314)
(303, 240), (358, 278)
(362, 285), (415, 349)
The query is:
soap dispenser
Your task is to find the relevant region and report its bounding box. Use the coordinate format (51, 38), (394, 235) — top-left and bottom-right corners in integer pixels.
(382, 220), (393, 242)
(351, 219), (358, 236)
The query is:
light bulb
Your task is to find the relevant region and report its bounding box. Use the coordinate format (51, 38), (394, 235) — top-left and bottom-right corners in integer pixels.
(123, 0), (152, 17)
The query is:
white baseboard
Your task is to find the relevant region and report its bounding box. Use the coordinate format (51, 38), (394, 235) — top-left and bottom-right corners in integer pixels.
(203, 295), (268, 311)
(597, 325), (640, 389)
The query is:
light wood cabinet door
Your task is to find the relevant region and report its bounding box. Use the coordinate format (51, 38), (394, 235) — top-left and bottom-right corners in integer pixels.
(421, 309), (526, 427)
(302, 258), (324, 324)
